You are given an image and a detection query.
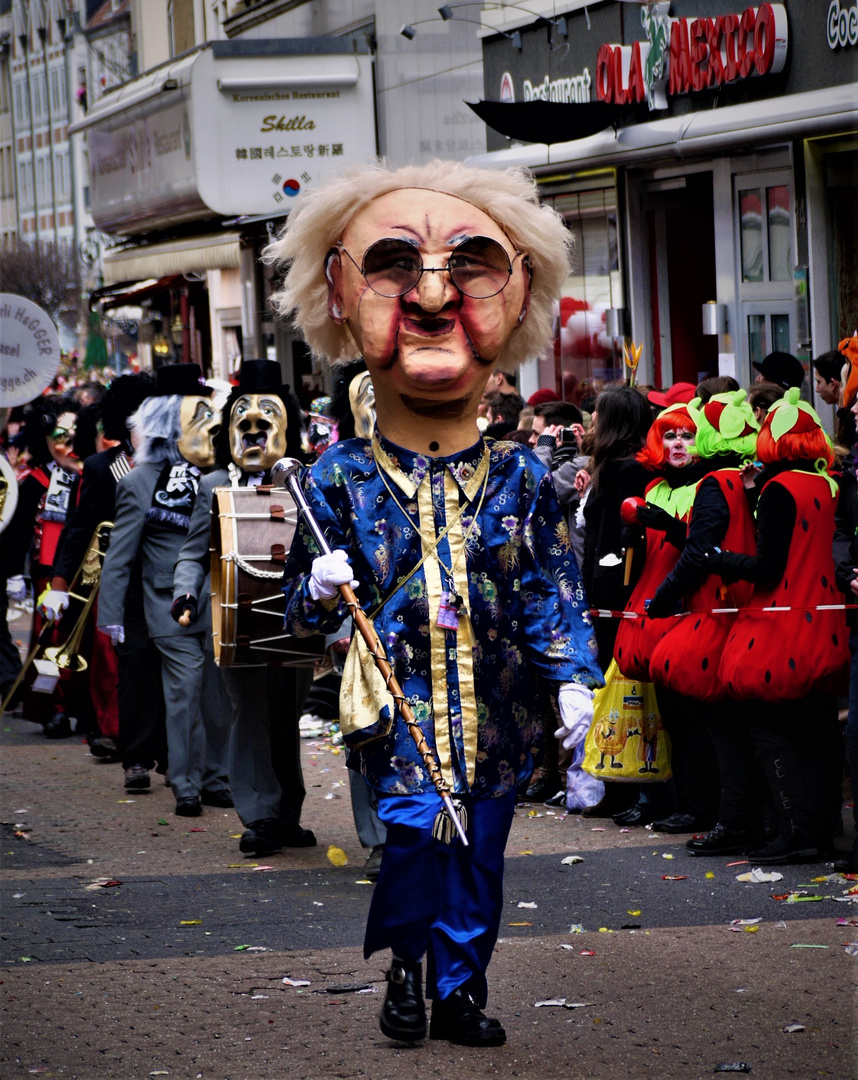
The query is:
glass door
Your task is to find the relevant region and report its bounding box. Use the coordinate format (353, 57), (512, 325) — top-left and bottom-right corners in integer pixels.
(734, 169), (799, 385)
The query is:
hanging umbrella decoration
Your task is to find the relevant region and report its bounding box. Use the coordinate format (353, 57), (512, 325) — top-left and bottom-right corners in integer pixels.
(623, 341), (643, 387)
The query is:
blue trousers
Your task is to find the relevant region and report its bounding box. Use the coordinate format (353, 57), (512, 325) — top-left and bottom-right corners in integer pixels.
(364, 790), (516, 1006)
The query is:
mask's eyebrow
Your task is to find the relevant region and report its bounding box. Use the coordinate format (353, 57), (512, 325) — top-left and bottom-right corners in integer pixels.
(258, 397), (283, 415)
(192, 401), (209, 422)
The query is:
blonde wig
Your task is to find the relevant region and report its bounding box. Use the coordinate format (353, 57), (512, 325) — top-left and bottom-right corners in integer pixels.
(261, 159), (571, 371)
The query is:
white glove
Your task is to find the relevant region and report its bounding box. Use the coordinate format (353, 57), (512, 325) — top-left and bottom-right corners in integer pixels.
(38, 589), (70, 621)
(6, 575), (27, 602)
(99, 624), (125, 646)
(554, 682), (595, 751)
(308, 550), (358, 601)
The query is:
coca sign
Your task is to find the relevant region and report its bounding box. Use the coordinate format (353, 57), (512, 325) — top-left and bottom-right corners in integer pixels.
(596, 3), (788, 108)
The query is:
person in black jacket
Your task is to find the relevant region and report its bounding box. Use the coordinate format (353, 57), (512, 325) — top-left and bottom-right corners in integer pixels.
(833, 396), (858, 872)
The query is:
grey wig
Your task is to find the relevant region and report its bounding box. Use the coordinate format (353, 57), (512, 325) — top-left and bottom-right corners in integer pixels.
(129, 396), (184, 466)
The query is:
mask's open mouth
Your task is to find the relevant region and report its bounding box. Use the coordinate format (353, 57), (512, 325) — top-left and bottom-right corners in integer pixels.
(241, 431), (269, 451)
(403, 317), (456, 336)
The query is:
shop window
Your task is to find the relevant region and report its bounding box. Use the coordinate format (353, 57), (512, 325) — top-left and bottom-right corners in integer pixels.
(767, 185), (791, 282)
(547, 186), (623, 403)
(826, 149), (858, 340)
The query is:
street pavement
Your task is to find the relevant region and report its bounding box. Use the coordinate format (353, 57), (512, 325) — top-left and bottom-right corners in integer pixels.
(1, 711), (856, 1080)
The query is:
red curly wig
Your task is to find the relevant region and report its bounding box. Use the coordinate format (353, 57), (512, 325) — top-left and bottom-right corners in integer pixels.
(636, 406), (697, 470)
(756, 415), (834, 467)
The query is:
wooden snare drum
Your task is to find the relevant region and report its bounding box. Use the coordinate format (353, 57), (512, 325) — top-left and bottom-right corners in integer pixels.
(210, 485), (325, 667)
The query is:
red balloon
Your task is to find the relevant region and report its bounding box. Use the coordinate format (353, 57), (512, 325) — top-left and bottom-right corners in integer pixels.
(620, 496), (646, 526)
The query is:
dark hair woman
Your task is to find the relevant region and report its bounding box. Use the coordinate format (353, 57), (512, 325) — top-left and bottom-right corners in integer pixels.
(580, 386), (653, 670)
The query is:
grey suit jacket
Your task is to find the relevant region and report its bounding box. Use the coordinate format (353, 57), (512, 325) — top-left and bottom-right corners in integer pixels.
(98, 462), (212, 639)
(173, 468), (229, 606)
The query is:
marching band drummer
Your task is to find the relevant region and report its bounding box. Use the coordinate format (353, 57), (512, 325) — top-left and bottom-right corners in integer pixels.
(171, 359), (317, 856)
(264, 160), (603, 1048)
(98, 364), (229, 817)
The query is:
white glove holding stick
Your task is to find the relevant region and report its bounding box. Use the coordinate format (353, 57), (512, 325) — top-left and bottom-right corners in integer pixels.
(38, 589), (70, 621)
(99, 624), (125, 646)
(554, 682), (596, 751)
(308, 549), (359, 601)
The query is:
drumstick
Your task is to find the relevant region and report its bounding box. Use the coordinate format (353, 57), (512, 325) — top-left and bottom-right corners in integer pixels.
(272, 457), (469, 847)
(178, 609), (193, 627)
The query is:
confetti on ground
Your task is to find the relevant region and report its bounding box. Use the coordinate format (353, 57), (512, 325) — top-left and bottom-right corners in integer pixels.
(627, 909), (641, 916)
(579, 949), (596, 956)
(736, 869), (783, 883)
(568, 923), (585, 933)
(508, 922), (532, 926)
(726, 860), (749, 867)
(519, 850), (533, 855)
(282, 977), (310, 987)
(561, 855), (584, 865)
(517, 901), (538, 909)
(789, 943), (829, 948)
(327, 845), (348, 867)
(180, 920), (202, 926)
(252, 865), (274, 872)
(117, 799), (136, 804)
(783, 1023), (805, 1033)
(662, 853), (675, 860)
(706, 871), (715, 879)
(662, 875), (688, 881)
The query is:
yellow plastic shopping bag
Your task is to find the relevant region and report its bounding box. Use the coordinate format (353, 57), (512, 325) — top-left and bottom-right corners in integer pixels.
(582, 659), (672, 781)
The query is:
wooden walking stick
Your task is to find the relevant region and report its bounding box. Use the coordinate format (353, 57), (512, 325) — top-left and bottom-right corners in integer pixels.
(272, 457), (469, 846)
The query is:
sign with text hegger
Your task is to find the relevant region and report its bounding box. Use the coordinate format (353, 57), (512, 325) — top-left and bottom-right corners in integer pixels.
(86, 50), (377, 234)
(0, 295), (60, 407)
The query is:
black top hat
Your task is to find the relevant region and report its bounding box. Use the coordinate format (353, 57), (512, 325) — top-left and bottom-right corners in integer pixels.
(234, 359), (288, 395)
(155, 363), (212, 397)
(752, 352), (805, 390)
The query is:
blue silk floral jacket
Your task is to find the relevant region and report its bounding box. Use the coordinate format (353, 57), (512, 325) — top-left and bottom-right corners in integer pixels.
(281, 431), (602, 798)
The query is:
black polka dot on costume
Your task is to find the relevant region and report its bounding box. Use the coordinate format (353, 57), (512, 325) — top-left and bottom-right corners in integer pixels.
(801, 518), (809, 532)
(814, 498), (821, 511)
(694, 618), (701, 631)
(833, 633), (840, 646)
(805, 610), (813, 623)
(702, 656), (709, 671)
(748, 637), (754, 650)
(822, 575), (828, 588)
(765, 670), (772, 683)
(429, 441), (439, 452)
(726, 478), (734, 490)
(789, 657), (796, 670)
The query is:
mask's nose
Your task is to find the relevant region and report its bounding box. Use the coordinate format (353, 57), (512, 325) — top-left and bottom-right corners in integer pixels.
(406, 267), (457, 313)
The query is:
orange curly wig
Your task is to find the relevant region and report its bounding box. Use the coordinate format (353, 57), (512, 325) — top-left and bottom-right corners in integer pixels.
(636, 405), (697, 470)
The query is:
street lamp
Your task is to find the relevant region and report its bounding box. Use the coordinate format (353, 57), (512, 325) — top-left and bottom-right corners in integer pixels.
(438, 4), (568, 37)
(400, 18), (523, 49)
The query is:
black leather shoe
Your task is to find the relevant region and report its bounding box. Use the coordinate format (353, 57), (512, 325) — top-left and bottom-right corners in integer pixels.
(89, 737), (119, 760)
(239, 819), (284, 855)
(613, 805), (659, 827)
(748, 833), (818, 865)
(279, 823), (317, 848)
(429, 986), (506, 1047)
(523, 777), (559, 803)
(175, 796), (202, 817)
(124, 764), (151, 791)
(686, 822), (757, 856)
(833, 848), (858, 873)
(380, 959), (426, 1042)
(200, 789), (234, 808)
(44, 711), (72, 739)
(653, 812), (715, 834)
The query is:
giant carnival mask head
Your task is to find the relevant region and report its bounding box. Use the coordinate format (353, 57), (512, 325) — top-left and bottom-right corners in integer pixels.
(221, 359), (300, 473)
(153, 364), (219, 468)
(262, 160), (571, 451)
(22, 395), (82, 472)
(348, 369), (376, 439)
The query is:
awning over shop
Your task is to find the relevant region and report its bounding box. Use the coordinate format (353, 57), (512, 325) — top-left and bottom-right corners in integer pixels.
(467, 100), (634, 145)
(89, 276), (183, 310)
(101, 232), (243, 285)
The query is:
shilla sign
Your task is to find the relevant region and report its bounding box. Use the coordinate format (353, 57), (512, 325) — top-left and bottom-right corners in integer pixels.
(595, 2), (788, 110)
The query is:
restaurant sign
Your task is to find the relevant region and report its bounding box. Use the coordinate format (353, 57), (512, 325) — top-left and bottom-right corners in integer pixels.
(83, 45), (377, 235)
(595, 2), (788, 109)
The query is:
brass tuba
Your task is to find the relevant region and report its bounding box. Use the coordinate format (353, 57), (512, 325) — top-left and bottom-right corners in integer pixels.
(1, 520), (113, 713)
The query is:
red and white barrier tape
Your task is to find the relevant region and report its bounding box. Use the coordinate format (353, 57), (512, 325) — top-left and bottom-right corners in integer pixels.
(589, 603), (858, 620)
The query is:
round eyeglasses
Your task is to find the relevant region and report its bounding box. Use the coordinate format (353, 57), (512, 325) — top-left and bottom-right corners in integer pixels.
(336, 235), (525, 300)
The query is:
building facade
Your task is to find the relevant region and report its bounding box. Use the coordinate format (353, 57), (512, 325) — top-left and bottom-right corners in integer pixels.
(467, 0), (858, 421)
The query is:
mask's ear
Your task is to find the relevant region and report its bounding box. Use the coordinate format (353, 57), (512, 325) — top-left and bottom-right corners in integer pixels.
(325, 248), (345, 324)
(517, 255), (533, 326)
